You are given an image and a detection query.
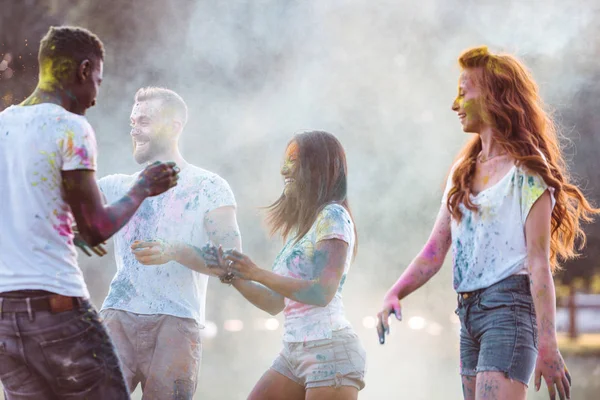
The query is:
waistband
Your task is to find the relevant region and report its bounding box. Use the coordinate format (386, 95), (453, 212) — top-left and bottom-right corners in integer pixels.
(457, 274), (530, 303)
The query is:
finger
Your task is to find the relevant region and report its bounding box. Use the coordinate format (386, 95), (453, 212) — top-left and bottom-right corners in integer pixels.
(381, 308), (391, 335)
(131, 241), (153, 249)
(392, 304), (402, 321)
(92, 246), (105, 257)
(376, 313), (385, 344)
(79, 245), (92, 257)
(555, 378), (566, 400)
(224, 253), (244, 263)
(132, 248), (158, 257)
(565, 368), (571, 386)
(535, 369), (542, 391)
(137, 255), (160, 265)
(545, 377), (556, 400)
(561, 375), (570, 399)
(216, 246), (225, 266)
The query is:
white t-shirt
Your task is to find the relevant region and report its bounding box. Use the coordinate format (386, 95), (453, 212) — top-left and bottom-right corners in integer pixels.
(0, 104), (97, 297)
(442, 161), (556, 292)
(98, 166), (236, 326)
(272, 203), (355, 342)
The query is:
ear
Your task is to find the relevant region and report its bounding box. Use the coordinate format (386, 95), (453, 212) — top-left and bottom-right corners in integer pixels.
(172, 119), (183, 134)
(77, 59), (92, 82)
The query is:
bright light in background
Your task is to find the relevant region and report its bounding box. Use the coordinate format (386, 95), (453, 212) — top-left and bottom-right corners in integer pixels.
(362, 316), (377, 329)
(224, 319), (244, 332)
(426, 321), (443, 336)
(200, 320), (218, 339)
(407, 316), (426, 330)
(265, 318), (279, 331)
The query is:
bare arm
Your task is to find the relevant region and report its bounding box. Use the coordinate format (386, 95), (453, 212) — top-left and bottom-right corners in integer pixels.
(376, 203), (452, 343)
(63, 166), (178, 247)
(231, 280), (286, 316)
(526, 190), (571, 399)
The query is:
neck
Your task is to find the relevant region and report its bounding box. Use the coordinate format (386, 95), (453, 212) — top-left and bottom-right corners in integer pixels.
(146, 148), (188, 170)
(478, 126), (504, 158)
(21, 86), (80, 115)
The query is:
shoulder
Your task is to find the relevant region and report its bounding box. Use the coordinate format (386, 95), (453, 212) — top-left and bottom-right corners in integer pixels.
(318, 203), (352, 225)
(188, 166), (232, 189)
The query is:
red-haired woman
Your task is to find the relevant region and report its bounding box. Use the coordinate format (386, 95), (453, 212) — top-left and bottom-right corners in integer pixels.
(209, 131), (365, 400)
(377, 46), (598, 400)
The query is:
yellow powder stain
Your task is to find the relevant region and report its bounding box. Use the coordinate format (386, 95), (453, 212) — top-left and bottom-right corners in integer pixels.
(482, 175), (490, 185)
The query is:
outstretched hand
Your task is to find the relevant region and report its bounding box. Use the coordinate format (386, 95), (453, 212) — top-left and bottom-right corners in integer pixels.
(376, 292), (403, 344)
(223, 249), (261, 281)
(131, 239), (175, 265)
(197, 242), (236, 283)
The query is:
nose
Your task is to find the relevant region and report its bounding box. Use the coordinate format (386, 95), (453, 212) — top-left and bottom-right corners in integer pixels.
(452, 98), (460, 112)
(281, 164), (290, 176)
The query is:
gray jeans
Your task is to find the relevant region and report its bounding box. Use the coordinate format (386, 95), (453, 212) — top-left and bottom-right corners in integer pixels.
(0, 296), (129, 400)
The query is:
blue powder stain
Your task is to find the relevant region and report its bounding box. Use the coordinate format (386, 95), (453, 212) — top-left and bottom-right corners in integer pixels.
(316, 354), (326, 361)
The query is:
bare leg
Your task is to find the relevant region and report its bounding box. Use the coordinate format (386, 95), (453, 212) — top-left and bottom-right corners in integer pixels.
(306, 386), (358, 400)
(475, 372), (526, 400)
(247, 369), (305, 400)
(462, 375), (476, 400)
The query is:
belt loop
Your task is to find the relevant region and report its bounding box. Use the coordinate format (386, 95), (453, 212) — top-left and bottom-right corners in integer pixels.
(0, 298), (3, 320)
(26, 298), (34, 322)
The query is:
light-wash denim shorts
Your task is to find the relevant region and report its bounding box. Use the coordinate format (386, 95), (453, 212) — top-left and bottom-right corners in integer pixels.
(455, 274), (538, 386)
(271, 327), (366, 390)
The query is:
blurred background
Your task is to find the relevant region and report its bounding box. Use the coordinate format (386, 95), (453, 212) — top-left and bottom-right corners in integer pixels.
(2, 0), (600, 398)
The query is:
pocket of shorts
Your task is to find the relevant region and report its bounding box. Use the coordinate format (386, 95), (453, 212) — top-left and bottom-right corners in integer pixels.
(478, 291), (514, 311)
(40, 325), (106, 394)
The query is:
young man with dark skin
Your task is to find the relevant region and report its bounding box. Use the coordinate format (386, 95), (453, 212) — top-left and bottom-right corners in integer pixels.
(0, 26), (179, 399)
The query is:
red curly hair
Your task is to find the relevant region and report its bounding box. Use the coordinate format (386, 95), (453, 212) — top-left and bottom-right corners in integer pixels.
(446, 46), (599, 271)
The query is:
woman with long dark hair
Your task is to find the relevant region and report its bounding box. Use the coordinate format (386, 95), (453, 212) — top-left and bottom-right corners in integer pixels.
(377, 46), (598, 400)
(209, 131), (365, 399)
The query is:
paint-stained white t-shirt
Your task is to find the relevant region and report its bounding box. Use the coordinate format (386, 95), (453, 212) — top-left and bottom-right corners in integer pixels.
(442, 161), (556, 292)
(273, 203), (355, 342)
(98, 165), (236, 326)
(0, 104), (97, 297)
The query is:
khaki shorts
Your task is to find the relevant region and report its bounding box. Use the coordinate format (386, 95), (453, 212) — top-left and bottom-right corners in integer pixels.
(271, 327), (366, 390)
(100, 309), (202, 399)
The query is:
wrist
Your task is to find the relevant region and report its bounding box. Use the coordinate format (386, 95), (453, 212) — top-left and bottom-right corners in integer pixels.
(538, 334), (558, 351)
(127, 184), (148, 203)
(252, 268), (267, 284)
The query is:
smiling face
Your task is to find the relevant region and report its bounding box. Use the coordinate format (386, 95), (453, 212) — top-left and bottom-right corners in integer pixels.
(130, 99), (174, 164)
(452, 69), (487, 134)
(280, 141), (299, 198)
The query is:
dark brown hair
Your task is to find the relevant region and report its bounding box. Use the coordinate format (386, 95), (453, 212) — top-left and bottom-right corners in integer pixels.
(39, 26), (104, 72)
(447, 46), (599, 271)
(266, 131), (358, 256)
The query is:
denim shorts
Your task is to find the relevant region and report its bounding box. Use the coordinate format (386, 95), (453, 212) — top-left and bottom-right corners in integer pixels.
(271, 327), (366, 391)
(455, 274), (538, 386)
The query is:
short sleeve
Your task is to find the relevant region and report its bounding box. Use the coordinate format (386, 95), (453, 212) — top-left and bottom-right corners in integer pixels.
(315, 204), (353, 244)
(519, 171), (556, 224)
(203, 175), (236, 213)
(58, 118), (97, 171)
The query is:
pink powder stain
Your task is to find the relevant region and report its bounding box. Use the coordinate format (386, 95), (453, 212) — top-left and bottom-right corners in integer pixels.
(422, 240), (439, 262)
(52, 210), (74, 244)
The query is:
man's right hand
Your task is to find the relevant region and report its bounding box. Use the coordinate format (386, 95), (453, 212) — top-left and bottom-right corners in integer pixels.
(134, 161), (180, 197)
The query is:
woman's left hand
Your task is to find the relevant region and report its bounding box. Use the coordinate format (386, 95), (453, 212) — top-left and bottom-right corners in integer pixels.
(223, 250), (260, 281)
(534, 345), (571, 400)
